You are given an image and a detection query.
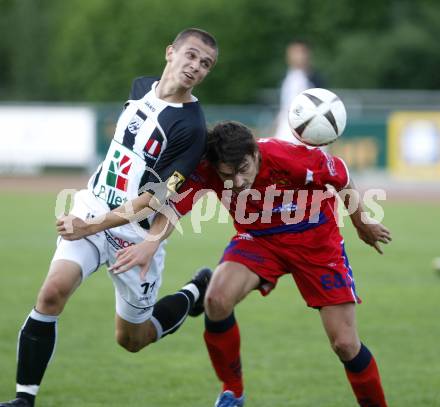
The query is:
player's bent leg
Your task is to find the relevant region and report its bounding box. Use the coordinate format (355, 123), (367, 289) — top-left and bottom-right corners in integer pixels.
(187, 267), (213, 317)
(204, 262), (259, 406)
(9, 260), (83, 407)
(36, 260), (83, 315)
(320, 303), (387, 407)
(115, 315), (157, 352)
(319, 303), (361, 360)
(205, 261), (260, 321)
(114, 268), (213, 351)
(149, 267), (214, 341)
(1, 238), (100, 407)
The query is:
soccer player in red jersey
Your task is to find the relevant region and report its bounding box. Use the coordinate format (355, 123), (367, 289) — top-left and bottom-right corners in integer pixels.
(111, 121), (392, 407)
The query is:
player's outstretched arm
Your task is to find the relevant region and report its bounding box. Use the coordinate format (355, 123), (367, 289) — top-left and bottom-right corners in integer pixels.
(56, 191), (160, 240)
(109, 208), (178, 280)
(341, 179), (392, 254)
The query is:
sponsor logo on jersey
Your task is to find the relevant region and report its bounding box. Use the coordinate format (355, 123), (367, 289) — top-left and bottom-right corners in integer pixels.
(144, 100), (156, 113)
(104, 230), (135, 250)
(123, 110), (147, 149)
(127, 114), (144, 135)
(272, 202), (297, 213)
(106, 150), (132, 192)
(320, 272), (352, 291)
(167, 171), (186, 193)
(96, 185), (129, 208)
(95, 150), (132, 208)
(237, 233), (253, 240)
(144, 138), (162, 159)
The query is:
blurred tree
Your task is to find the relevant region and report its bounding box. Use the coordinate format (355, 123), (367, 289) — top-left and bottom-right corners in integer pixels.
(1, 0), (440, 102)
(0, 0), (13, 97)
(0, 0), (58, 99)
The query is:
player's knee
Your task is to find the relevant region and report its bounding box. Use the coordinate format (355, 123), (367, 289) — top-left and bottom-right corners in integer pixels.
(115, 330), (152, 353)
(115, 333), (144, 353)
(331, 337), (360, 360)
(204, 290), (233, 320)
(36, 282), (69, 315)
(120, 341), (144, 353)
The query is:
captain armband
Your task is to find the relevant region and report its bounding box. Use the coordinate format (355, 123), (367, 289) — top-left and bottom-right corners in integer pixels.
(166, 171), (186, 198)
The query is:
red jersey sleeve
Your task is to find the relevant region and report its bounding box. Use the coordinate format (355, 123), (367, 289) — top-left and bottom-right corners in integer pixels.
(169, 161), (211, 217)
(313, 150), (350, 191)
(259, 140), (350, 192)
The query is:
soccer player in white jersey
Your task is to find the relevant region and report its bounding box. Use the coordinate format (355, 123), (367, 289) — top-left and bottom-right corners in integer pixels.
(0, 28), (217, 407)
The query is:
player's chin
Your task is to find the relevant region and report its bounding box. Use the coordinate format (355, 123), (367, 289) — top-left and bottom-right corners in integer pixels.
(232, 186), (251, 194)
(180, 74), (196, 88)
(185, 74), (205, 87)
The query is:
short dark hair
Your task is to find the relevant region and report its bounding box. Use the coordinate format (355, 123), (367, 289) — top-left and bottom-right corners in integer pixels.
(173, 28), (218, 51)
(206, 121), (258, 170)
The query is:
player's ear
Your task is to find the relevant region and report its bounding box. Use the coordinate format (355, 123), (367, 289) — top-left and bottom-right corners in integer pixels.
(165, 45), (174, 62)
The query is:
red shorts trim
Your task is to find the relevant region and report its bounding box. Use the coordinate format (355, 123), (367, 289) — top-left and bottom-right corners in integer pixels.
(220, 224), (361, 308)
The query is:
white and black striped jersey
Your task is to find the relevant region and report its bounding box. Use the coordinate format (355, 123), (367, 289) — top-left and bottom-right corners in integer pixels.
(88, 76), (207, 219)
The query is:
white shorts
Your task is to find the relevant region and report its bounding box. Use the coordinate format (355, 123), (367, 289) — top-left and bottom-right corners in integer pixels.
(52, 189), (165, 324)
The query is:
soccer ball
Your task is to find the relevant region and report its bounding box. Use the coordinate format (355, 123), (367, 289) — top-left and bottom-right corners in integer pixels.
(288, 88), (347, 146)
(433, 257), (440, 273)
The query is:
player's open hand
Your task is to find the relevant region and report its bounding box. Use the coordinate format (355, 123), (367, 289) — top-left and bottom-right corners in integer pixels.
(355, 219), (392, 254)
(109, 240), (159, 281)
(56, 215), (94, 241)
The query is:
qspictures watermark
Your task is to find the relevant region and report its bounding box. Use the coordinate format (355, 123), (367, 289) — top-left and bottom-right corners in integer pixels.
(54, 183), (387, 241)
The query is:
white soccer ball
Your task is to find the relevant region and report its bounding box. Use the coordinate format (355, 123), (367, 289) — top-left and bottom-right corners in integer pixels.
(288, 88), (347, 146)
(433, 257), (440, 273)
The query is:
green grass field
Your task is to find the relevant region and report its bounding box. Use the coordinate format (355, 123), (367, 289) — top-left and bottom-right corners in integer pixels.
(0, 192), (439, 406)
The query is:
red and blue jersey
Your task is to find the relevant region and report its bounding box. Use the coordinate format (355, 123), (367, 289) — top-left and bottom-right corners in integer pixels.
(172, 138), (349, 236)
